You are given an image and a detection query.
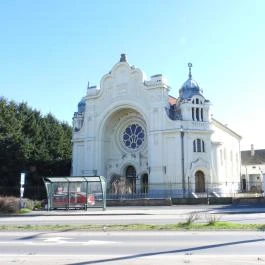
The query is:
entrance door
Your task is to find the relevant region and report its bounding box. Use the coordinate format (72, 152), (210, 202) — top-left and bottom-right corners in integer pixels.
(141, 174), (148, 193)
(195, 170), (205, 193)
(126, 166), (136, 193)
(242, 179), (247, 191)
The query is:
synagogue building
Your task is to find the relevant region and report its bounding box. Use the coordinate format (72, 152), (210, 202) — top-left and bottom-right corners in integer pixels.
(72, 54), (241, 197)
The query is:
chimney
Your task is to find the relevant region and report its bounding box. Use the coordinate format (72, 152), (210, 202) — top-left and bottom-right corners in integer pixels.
(251, 144), (255, 156)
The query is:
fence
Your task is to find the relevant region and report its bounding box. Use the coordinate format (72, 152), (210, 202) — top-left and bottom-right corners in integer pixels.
(0, 181), (264, 201)
(106, 181), (264, 200)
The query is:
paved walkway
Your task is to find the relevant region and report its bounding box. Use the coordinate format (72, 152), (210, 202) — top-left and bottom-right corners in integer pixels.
(19, 204), (265, 216)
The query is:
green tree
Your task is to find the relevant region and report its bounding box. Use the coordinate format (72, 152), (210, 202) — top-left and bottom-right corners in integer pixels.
(0, 97), (72, 199)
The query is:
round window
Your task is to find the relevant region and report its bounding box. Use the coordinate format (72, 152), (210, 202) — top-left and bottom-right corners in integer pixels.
(122, 123), (145, 151)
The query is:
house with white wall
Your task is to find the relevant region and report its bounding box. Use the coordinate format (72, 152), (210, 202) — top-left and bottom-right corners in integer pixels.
(241, 145), (265, 193)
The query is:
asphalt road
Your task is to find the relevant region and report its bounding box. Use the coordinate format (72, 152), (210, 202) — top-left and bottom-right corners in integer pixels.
(1, 205), (265, 265)
(0, 231), (265, 265)
(1, 205), (265, 225)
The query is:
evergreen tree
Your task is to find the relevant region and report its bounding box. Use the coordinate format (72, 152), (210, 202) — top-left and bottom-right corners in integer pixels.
(0, 97), (72, 199)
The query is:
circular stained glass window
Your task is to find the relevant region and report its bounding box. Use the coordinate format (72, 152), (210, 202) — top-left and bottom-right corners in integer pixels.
(122, 123), (145, 150)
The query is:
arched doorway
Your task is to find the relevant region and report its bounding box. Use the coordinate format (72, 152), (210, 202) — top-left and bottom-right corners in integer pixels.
(141, 174), (148, 194)
(195, 170), (205, 193)
(126, 166), (136, 193)
(100, 107), (148, 188)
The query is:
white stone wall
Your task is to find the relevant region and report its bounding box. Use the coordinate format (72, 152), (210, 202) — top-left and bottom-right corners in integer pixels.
(72, 57), (242, 196)
(210, 119), (241, 194)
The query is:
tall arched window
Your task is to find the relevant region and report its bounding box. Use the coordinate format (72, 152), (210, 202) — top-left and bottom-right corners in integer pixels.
(193, 139), (205, 152)
(192, 97), (204, 121)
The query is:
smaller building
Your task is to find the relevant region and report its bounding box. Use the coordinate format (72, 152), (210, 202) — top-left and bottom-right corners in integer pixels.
(241, 145), (265, 193)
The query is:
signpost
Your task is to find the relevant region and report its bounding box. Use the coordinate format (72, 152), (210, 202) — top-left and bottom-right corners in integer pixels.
(20, 173), (25, 208)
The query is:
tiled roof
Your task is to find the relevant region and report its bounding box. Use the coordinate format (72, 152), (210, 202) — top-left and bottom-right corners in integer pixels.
(168, 95), (177, 105)
(241, 149), (265, 165)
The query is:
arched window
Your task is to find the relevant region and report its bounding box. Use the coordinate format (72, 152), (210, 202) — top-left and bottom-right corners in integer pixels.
(193, 139), (205, 153)
(196, 108), (200, 121)
(191, 97), (204, 121)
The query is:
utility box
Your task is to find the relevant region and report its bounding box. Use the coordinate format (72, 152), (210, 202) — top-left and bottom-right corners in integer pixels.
(43, 176), (106, 210)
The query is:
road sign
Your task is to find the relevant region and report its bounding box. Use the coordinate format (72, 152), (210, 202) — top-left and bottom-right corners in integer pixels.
(20, 173), (25, 185)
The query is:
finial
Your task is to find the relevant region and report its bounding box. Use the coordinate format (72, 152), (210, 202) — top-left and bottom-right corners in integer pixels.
(188, 62), (192, 79)
(87, 81), (90, 89)
(120, 53), (127, 62)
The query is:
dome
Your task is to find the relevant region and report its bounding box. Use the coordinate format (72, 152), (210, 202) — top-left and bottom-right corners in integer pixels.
(179, 63), (203, 100)
(77, 98), (86, 113)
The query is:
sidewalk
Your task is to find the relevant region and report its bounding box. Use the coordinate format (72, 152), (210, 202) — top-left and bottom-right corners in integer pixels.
(1, 204), (265, 218)
(19, 204), (265, 216)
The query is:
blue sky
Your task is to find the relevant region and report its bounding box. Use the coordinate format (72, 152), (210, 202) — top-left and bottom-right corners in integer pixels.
(0, 0), (264, 150)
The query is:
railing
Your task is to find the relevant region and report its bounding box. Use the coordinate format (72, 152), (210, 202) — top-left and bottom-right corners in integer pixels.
(106, 181), (264, 200)
(0, 181), (264, 200)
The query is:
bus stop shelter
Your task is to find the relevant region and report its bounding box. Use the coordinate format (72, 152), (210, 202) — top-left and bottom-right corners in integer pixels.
(43, 176), (106, 210)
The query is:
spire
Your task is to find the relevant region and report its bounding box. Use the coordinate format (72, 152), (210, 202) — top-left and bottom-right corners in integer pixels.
(188, 62), (192, 79)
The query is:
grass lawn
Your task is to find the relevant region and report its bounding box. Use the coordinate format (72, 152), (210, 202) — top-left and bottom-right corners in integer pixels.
(0, 222), (265, 232)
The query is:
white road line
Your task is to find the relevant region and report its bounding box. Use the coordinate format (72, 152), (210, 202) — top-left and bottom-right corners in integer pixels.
(0, 239), (119, 245)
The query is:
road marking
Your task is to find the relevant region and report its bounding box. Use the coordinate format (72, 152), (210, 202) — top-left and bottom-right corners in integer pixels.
(39, 237), (119, 245)
(0, 238), (119, 245)
(40, 236), (73, 243)
(83, 240), (118, 245)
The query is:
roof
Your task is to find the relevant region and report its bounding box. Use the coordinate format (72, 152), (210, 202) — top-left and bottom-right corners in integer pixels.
(168, 95), (177, 105)
(179, 78), (203, 100)
(241, 149), (265, 165)
(212, 118), (242, 139)
(43, 176), (105, 183)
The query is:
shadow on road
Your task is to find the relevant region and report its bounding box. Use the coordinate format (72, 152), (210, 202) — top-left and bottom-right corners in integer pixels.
(211, 203), (265, 214)
(67, 237), (265, 265)
(18, 229), (75, 241)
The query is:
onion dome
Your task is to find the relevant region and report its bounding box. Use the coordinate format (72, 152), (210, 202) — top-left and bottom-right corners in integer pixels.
(179, 63), (203, 100)
(77, 97), (86, 113)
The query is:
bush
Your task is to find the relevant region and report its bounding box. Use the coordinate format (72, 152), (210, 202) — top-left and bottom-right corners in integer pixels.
(205, 213), (221, 225)
(0, 196), (36, 213)
(0, 196), (20, 213)
(185, 212), (200, 225)
(32, 200), (42, 210)
(23, 198), (34, 210)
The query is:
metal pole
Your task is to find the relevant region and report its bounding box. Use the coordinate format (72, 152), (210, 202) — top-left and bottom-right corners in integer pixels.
(20, 173), (25, 209)
(181, 130), (185, 197)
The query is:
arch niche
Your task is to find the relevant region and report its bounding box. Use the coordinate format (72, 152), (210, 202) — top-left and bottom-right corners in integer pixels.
(141, 173), (148, 193)
(100, 106), (148, 188)
(195, 170), (205, 193)
(125, 165), (136, 193)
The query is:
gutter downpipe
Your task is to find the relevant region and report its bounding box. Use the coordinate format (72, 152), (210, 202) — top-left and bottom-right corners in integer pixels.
(181, 127), (185, 197)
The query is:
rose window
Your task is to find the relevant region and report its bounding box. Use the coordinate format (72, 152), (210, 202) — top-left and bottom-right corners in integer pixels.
(122, 124), (145, 150)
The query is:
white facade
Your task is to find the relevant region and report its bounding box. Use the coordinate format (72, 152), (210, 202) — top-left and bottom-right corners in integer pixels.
(241, 146), (265, 193)
(72, 54), (241, 197)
